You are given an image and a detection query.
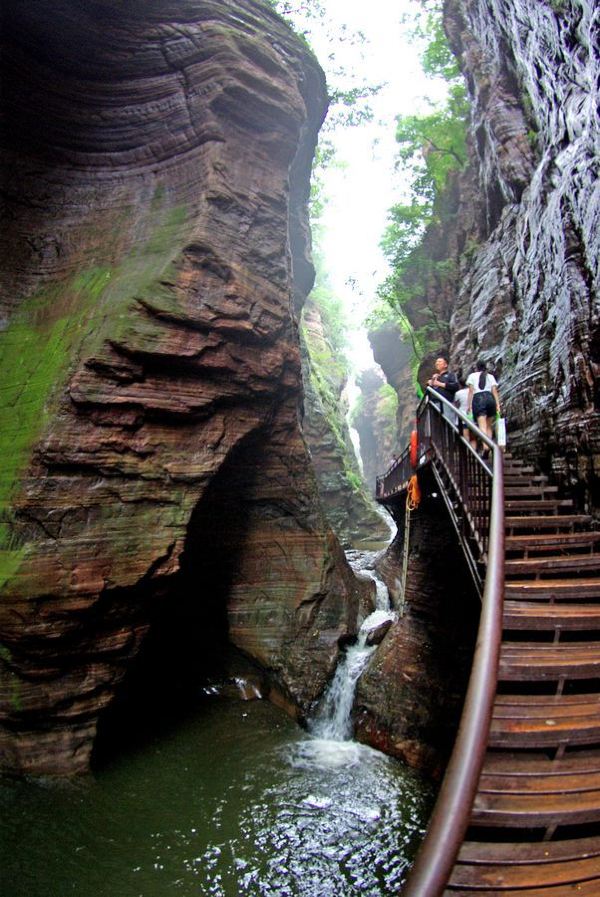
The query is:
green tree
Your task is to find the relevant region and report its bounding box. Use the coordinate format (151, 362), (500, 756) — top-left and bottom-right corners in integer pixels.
(266, 0), (381, 165)
(394, 84), (469, 199)
(369, 4), (469, 359)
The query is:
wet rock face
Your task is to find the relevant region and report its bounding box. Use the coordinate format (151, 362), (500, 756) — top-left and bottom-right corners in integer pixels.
(446, 0), (599, 500)
(301, 301), (390, 547)
(355, 477), (479, 777)
(366, 328), (419, 457)
(0, 0), (365, 774)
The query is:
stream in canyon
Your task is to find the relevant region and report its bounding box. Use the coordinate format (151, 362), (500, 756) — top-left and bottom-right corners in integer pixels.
(0, 552), (433, 897)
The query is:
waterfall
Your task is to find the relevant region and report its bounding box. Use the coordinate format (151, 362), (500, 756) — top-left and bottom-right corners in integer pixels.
(343, 376), (364, 475)
(309, 554), (395, 743)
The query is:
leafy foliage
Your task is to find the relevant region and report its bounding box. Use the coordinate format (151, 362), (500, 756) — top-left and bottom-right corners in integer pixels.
(411, 3), (462, 81)
(376, 383), (399, 443)
(303, 246), (349, 387)
(266, 0), (382, 197)
(394, 84), (469, 200)
(370, 3), (470, 360)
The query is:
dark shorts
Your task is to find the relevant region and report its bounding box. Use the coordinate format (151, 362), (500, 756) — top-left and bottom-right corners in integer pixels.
(472, 390), (497, 420)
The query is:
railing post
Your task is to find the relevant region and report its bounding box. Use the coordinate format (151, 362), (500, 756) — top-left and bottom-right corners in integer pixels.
(459, 436), (468, 545)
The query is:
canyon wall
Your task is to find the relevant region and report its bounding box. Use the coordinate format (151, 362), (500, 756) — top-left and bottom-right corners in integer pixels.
(301, 300), (390, 546)
(369, 1), (598, 506)
(366, 326), (419, 460)
(447, 0), (599, 502)
(351, 366), (403, 489)
(355, 470), (479, 777)
(0, 0), (367, 775)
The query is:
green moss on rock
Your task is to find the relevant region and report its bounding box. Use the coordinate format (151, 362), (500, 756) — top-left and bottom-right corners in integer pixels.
(0, 196), (190, 590)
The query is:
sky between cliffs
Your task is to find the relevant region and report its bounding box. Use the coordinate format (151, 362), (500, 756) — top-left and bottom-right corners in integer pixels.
(280, 0), (448, 370)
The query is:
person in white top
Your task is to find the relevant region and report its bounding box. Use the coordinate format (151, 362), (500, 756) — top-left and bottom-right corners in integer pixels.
(454, 378), (476, 446)
(466, 360), (502, 455)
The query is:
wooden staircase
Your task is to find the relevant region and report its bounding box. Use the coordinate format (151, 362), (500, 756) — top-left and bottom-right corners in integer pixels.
(447, 455), (600, 895)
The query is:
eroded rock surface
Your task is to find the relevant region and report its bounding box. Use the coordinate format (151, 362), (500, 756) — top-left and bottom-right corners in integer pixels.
(368, 2), (598, 507)
(446, 0), (599, 501)
(355, 473), (479, 776)
(0, 0), (366, 774)
(363, 334), (417, 459)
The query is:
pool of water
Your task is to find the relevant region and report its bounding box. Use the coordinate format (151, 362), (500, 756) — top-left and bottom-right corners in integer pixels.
(0, 697), (433, 897)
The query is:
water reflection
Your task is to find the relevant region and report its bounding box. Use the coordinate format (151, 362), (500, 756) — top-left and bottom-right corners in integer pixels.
(0, 699), (432, 897)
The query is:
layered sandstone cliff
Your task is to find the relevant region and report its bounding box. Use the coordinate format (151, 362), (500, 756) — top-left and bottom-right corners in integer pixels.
(0, 0), (367, 774)
(446, 0), (599, 502)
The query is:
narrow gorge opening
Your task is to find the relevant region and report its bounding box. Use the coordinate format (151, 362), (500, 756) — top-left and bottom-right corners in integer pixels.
(2, 0), (598, 895)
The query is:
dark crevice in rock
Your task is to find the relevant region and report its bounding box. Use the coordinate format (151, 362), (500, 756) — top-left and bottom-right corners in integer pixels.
(91, 435), (257, 767)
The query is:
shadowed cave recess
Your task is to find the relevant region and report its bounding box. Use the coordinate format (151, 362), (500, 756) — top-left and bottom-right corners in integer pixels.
(92, 432), (258, 764)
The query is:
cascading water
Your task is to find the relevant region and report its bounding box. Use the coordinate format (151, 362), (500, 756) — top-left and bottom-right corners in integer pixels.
(1, 546), (431, 897)
(304, 551), (395, 748)
(309, 607), (393, 741)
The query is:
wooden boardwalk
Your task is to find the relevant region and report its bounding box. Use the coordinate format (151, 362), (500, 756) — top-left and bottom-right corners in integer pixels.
(376, 397), (600, 895)
(446, 455), (600, 895)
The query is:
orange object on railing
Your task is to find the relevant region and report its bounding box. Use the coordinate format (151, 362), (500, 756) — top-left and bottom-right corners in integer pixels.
(407, 474), (421, 510)
(409, 428), (418, 468)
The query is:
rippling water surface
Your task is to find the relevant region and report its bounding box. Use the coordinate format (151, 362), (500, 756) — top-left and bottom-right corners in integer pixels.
(0, 698), (433, 897)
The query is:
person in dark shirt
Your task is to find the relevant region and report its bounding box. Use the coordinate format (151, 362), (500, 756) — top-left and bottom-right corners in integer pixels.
(427, 354), (459, 421)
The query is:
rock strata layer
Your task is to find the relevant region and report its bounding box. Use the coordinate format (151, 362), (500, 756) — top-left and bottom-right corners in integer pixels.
(0, 0), (366, 774)
(446, 0), (599, 501)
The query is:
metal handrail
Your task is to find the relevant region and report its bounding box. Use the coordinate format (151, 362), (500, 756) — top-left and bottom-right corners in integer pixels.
(423, 386), (496, 447)
(400, 394), (505, 896)
(378, 389), (499, 593)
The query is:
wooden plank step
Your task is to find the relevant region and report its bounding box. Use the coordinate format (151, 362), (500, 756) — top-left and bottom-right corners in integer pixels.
(504, 471), (537, 480)
(505, 578), (600, 599)
(499, 641), (600, 680)
(480, 769), (600, 793)
(503, 601), (600, 630)
(505, 486), (559, 497)
(446, 879), (600, 896)
(489, 720), (600, 749)
(505, 499), (573, 512)
(505, 554), (600, 576)
(504, 465), (548, 484)
(471, 785), (600, 827)
(505, 514), (591, 531)
(494, 693), (600, 709)
(506, 532), (600, 552)
(504, 483), (550, 492)
(457, 835), (600, 865)
(489, 692), (600, 747)
(449, 853), (600, 890)
(482, 750), (600, 777)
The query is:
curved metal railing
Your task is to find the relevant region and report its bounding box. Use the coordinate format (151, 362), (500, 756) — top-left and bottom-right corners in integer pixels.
(377, 389), (505, 896)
